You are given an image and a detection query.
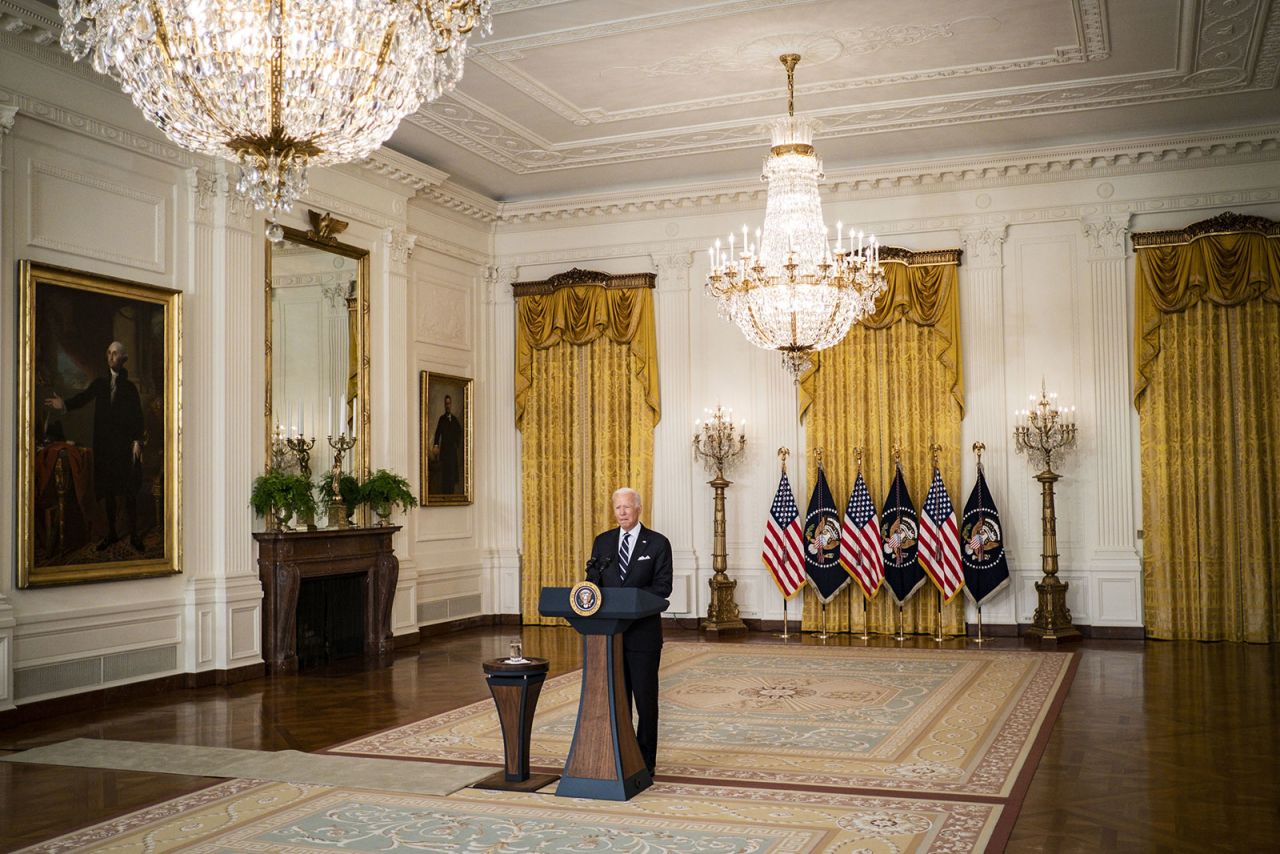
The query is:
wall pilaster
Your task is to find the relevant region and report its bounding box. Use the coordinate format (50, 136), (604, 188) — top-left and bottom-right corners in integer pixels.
(0, 106), (19, 710)
(959, 224), (1014, 623)
(483, 265), (522, 615)
(1082, 214), (1139, 566)
(651, 252), (697, 615)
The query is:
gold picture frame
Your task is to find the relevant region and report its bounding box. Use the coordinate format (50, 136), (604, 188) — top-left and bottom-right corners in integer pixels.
(420, 371), (472, 506)
(17, 261), (182, 587)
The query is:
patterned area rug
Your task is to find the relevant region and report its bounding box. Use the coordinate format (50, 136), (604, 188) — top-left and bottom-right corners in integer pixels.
(18, 778), (1005, 853)
(332, 643), (1076, 799)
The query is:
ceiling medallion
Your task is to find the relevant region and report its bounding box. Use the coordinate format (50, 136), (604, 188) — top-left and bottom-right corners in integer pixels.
(57, 0), (492, 239)
(706, 54), (887, 379)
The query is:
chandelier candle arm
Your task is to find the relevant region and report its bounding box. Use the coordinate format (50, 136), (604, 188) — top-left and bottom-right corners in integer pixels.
(705, 54), (886, 379)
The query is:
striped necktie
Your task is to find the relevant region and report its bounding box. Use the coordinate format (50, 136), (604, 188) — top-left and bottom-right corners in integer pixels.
(618, 531), (632, 581)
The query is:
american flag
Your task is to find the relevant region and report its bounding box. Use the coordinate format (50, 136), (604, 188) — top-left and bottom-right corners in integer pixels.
(840, 471), (884, 599)
(763, 469), (806, 599)
(919, 467), (964, 602)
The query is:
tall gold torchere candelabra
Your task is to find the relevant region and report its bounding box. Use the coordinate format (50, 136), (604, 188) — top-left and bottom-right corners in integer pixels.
(692, 406), (748, 634)
(1013, 380), (1081, 643)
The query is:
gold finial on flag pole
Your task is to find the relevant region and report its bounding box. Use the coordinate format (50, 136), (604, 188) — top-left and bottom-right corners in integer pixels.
(855, 446), (864, 474)
(930, 441), (942, 469)
(892, 444), (902, 465)
(972, 441), (986, 471)
(813, 446), (825, 469)
(777, 447), (790, 473)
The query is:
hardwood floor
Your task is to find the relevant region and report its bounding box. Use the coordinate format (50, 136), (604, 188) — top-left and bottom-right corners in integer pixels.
(1, 627), (1276, 852)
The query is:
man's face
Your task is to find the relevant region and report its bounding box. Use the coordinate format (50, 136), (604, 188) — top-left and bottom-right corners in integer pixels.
(443, 396), (452, 414)
(106, 343), (125, 371)
(613, 493), (640, 531)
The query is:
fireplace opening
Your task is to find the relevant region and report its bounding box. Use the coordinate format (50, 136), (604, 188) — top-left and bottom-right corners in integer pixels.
(296, 573), (365, 669)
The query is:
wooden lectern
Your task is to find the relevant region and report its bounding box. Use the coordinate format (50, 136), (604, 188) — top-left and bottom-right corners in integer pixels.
(539, 586), (668, 801)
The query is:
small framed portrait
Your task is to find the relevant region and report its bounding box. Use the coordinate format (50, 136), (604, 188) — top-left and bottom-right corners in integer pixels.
(420, 371), (472, 506)
(17, 262), (182, 588)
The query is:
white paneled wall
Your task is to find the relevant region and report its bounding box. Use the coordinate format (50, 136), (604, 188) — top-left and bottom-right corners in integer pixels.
(489, 164), (1280, 631)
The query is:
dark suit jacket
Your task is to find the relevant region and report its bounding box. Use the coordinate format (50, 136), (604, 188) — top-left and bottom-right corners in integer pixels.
(63, 370), (144, 499)
(589, 524), (673, 651)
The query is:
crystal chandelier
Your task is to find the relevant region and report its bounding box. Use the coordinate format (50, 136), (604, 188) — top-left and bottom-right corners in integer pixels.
(706, 54), (886, 379)
(58, 0), (491, 236)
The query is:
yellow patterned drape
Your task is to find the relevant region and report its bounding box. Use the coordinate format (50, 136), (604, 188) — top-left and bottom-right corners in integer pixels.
(1133, 222), (1280, 642)
(517, 283), (659, 625)
(798, 254), (965, 635)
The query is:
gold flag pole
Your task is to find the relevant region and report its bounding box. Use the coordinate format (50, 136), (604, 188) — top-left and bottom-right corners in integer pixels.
(929, 441), (947, 643)
(775, 447), (793, 640)
(854, 448), (873, 641)
(968, 442), (989, 645)
(891, 444), (907, 641)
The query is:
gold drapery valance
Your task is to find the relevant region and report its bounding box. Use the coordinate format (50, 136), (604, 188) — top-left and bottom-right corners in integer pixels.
(1132, 213), (1280, 405)
(798, 249), (963, 419)
(514, 269), (660, 427)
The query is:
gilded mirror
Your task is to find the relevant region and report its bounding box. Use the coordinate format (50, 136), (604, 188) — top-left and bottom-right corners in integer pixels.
(265, 213), (370, 482)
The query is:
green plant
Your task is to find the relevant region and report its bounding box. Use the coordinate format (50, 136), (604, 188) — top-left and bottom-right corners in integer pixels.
(250, 470), (318, 522)
(359, 468), (418, 518)
(318, 470), (361, 517)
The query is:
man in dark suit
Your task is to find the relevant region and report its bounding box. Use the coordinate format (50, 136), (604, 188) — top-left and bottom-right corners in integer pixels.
(45, 340), (145, 552)
(587, 487), (672, 776)
(431, 394), (463, 494)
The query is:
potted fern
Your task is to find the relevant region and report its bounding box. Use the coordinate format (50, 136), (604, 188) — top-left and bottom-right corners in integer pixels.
(318, 469), (361, 527)
(359, 469), (418, 526)
(250, 470), (318, 531)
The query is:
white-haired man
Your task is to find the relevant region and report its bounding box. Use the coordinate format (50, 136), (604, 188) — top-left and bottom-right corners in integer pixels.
(587, 487), (672, 776)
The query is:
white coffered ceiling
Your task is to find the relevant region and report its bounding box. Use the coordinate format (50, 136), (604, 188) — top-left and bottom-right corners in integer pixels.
(389, 0), (1280, 200)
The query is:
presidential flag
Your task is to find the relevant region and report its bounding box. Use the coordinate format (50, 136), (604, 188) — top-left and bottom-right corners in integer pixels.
(804, 464), (848, 603)
(881, 462), (926, 605)
(919, 467), (964, 603)
(762, 467), (806, 599)
(960, 462), (1011, 606)
(840, 471), (884, 599)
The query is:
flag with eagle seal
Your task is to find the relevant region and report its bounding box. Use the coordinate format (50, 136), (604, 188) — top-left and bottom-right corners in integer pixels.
(881, 461), (926, 605)
(803, 464), (848, 603)
(960, 462), (1011, 606)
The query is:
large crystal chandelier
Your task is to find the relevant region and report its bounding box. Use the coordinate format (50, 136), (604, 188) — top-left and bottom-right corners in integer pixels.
(58, 0), (491, 235)
(706, 54), (885, 379)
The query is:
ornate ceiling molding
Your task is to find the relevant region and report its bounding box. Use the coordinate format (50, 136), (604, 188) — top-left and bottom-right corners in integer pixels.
(487, 125), (1280, 226)
(408, 0), (1276, 176)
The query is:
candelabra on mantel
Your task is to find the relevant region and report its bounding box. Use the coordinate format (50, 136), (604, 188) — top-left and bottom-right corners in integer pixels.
(1013, 380), (1082, 644)
(692, 406), (748, 635)
(328, 431), (357, 529)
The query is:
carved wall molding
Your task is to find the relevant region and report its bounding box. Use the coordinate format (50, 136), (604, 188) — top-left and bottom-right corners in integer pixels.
(0, 87), (202, 170)
(385, 229), (418, 264)
(1082, 215), (1131, 258)
(960, 226), (1008, 269)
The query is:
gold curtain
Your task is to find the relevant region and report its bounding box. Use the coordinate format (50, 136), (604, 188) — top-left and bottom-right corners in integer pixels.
(798, 252), (965, 635)
(1133, 216), (1280, 642)
(516, 278), (660, 625)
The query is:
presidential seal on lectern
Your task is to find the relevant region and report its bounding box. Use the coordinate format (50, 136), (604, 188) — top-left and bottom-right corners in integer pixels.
(570, 580), (602, 616)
